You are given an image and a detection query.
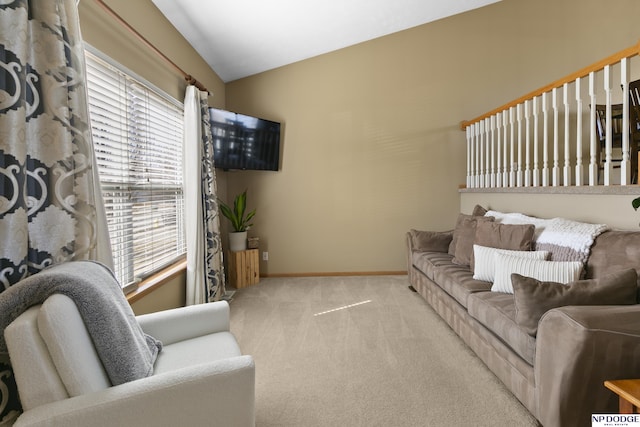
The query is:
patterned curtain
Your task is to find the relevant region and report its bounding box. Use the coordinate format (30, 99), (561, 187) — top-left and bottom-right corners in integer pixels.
(0, 0), (112, 423)
(183, 86), (225, 304)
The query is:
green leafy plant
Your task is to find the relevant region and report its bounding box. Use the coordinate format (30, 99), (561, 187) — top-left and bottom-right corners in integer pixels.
(218, 190), (256, 232)
(633, 197), (640, 211)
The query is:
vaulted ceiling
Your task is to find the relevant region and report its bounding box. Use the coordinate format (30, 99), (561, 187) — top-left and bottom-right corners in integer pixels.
(151, 0), (501, 82)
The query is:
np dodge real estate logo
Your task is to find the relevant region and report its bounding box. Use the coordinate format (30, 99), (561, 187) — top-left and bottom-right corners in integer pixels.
(592, 414), (640, 426)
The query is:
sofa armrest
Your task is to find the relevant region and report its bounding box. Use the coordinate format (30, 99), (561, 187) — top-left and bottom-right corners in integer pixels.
(535, 305), (640, 427)
(136, 301), (230, 345)
(14, 355), (255, 427)
(407, 229), (453, 253)
(406, 230), (453, 285)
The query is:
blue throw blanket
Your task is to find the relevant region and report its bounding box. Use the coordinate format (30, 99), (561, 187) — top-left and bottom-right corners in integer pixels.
(0, 261), (162, 386)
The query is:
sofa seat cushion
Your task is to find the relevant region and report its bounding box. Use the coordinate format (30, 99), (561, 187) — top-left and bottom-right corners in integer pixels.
(412, 251), (455, 281)
(153, 331), (242, 375)
(432, 263), (493, 308)
(467, 292), (536, 366)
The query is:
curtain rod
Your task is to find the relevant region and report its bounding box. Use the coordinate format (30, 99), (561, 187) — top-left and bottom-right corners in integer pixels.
(93, 0), (209, 94)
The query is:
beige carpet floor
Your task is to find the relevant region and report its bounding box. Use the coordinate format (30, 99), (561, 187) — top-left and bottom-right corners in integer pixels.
(229, 275), (540, 427)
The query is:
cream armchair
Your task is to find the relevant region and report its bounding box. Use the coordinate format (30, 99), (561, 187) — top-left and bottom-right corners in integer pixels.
(5, 296), (255, 427)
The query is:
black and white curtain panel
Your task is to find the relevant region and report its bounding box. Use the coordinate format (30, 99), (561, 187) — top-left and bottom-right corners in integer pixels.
(183, 86), (225, 304)
(0, 0), (112, 423)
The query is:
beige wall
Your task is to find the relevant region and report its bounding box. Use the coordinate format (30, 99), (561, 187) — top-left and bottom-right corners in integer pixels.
(460, 190), (640, 231)
(130, 272), (187, 315)
(224, 0), (640, 275)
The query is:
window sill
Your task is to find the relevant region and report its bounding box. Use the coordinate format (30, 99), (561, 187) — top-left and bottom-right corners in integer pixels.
(126, 257), (187, 304)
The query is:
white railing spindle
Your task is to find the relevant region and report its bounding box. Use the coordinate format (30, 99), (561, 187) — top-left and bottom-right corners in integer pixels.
(486, 117), (496, 187)
(485, 118), (491, 187)
(542, 92), (550, 186)
(575, 78), (583, 186)
(479, 119), (485, 188)
(552, 88), (560, 186)
(503, 110), (509, 187)
(466, 125), (472, 188)
(517, 103), (523, 187)
(589, 72), (598, 186)
(604, 65), (613, 186)
(524, 100), (531, 186)
(533, 96), (540, 187)
(474, 123), (479, 188)
(490, 115), (496, 187)
(621, 57), (631, 185)
(563, 83), (571, 186)
(509, 107), (516, 187)
(496, 112), (503, 187)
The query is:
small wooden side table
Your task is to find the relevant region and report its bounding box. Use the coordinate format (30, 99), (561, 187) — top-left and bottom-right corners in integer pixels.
(605, 379), (640, 413)
(227, 249), (260, 289)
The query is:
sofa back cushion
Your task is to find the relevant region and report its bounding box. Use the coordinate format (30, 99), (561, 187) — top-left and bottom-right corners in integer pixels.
(587, 230), (640, 287)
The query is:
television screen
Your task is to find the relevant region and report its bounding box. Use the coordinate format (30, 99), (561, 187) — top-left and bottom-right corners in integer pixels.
(209, 108), (281, 171)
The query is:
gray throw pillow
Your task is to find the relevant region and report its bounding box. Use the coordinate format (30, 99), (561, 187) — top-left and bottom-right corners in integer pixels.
(447, 205), (488, 256)
(471, 204), (488, 216)
(450, 214), (494, 266)
(512, 269), (638, 337)
(471, 221), (535, 272)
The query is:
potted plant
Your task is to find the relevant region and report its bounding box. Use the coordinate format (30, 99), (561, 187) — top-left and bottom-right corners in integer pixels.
(218, 190), (256, 252)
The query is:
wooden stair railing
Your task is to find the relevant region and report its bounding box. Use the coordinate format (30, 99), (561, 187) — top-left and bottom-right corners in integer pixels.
(461, 40), (640, 188)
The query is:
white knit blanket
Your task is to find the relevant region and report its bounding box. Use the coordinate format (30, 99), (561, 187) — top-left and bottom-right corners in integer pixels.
(535, 217), (609, 263)
(485, 211), (609, 263)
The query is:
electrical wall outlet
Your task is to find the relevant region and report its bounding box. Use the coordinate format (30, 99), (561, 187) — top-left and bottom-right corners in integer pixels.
(262, 251), (269, 261)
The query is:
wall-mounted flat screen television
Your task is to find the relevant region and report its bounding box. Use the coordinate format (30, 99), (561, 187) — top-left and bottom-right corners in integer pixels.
(209, 108), (281, 171)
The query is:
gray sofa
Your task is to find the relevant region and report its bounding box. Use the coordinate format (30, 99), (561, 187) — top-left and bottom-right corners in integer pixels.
(406, 210), (640, 427)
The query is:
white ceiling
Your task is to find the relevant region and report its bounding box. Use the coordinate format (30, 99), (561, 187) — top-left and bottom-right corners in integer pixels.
(151, 0), (501, 83)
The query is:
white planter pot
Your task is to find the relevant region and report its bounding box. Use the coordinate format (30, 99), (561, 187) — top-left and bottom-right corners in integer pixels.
(229, 231), (248, 252)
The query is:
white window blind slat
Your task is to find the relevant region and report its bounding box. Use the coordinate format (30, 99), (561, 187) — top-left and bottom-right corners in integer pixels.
(85, 50), (185, 287)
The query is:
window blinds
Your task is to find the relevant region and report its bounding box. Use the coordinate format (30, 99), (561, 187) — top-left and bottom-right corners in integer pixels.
(85, 50), (185, 287)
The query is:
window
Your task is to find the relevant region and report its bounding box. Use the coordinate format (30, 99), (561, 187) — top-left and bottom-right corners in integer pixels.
(85, 49), (185, 287)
